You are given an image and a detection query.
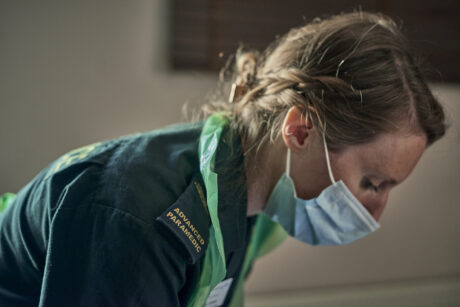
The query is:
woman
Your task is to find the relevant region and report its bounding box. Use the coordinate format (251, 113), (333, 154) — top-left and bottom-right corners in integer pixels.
(0, 11), (446, 307)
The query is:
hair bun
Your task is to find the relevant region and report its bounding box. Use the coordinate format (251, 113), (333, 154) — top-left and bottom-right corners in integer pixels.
(235, 51), (259, 86)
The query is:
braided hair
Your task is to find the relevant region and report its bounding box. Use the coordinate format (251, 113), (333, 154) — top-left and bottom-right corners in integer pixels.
(200, 11), (446, 159)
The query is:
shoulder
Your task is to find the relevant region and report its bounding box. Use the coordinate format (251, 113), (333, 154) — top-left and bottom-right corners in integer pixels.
(40, 122), (200, 204)
(94, 122), (205, 220)
(48, 121), (210, 261)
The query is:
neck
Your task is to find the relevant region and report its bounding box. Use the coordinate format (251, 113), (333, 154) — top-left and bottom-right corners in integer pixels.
(243, 138), (286, 216)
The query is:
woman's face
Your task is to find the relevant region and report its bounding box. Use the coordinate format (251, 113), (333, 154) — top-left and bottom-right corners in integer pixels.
(289, 130), (427, 222)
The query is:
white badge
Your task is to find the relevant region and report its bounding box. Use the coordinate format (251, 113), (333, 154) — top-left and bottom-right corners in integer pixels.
(205, 278), (233, 307)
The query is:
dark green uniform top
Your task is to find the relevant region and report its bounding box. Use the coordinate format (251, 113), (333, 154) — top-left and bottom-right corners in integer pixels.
(0, 122), (256, 307)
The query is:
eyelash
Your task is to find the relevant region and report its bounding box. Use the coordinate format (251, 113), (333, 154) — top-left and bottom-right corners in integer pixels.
(363, 179), (380, 192)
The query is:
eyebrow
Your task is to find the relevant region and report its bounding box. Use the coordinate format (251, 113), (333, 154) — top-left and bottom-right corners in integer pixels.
(367, 173), (398, 185)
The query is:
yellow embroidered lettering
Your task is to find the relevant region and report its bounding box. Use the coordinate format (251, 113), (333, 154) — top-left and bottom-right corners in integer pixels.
(168, 206), (207, 250)
(46, 143), (100, 178)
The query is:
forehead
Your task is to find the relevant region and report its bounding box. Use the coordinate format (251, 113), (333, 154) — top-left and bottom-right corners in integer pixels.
(337, 132), (427, 182)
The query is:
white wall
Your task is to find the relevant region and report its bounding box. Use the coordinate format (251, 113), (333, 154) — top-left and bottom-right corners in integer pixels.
(1, 0), (459, 296)
(0, 0), (217, 193)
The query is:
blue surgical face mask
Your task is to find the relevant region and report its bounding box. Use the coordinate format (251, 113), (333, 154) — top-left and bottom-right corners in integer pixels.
(263, 131), (380, 246)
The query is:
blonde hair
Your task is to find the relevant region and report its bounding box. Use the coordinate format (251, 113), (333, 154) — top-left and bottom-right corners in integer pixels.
(200, 11), (446, 158)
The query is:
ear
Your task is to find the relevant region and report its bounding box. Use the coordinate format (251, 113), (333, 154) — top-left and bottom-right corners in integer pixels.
(281, 106), (314, 151)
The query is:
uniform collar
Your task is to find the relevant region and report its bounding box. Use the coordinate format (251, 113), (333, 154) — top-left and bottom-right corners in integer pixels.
(213, 124), (249, 254)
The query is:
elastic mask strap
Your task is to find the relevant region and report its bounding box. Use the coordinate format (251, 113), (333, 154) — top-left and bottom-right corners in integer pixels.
(322, 128), (336, 184)
(286, 148), (291, 177)
(287, 127), (335, 184)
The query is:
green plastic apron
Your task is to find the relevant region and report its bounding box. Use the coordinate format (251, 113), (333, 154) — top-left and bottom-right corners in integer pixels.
(187, 113), (287, 307)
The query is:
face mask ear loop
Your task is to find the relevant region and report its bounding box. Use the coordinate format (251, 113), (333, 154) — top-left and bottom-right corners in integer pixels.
(286, 148), (291, 178)
(322, 125), (336, 184)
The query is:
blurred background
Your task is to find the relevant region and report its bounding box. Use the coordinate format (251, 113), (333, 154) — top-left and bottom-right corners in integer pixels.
(1, 0), (459, 306)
